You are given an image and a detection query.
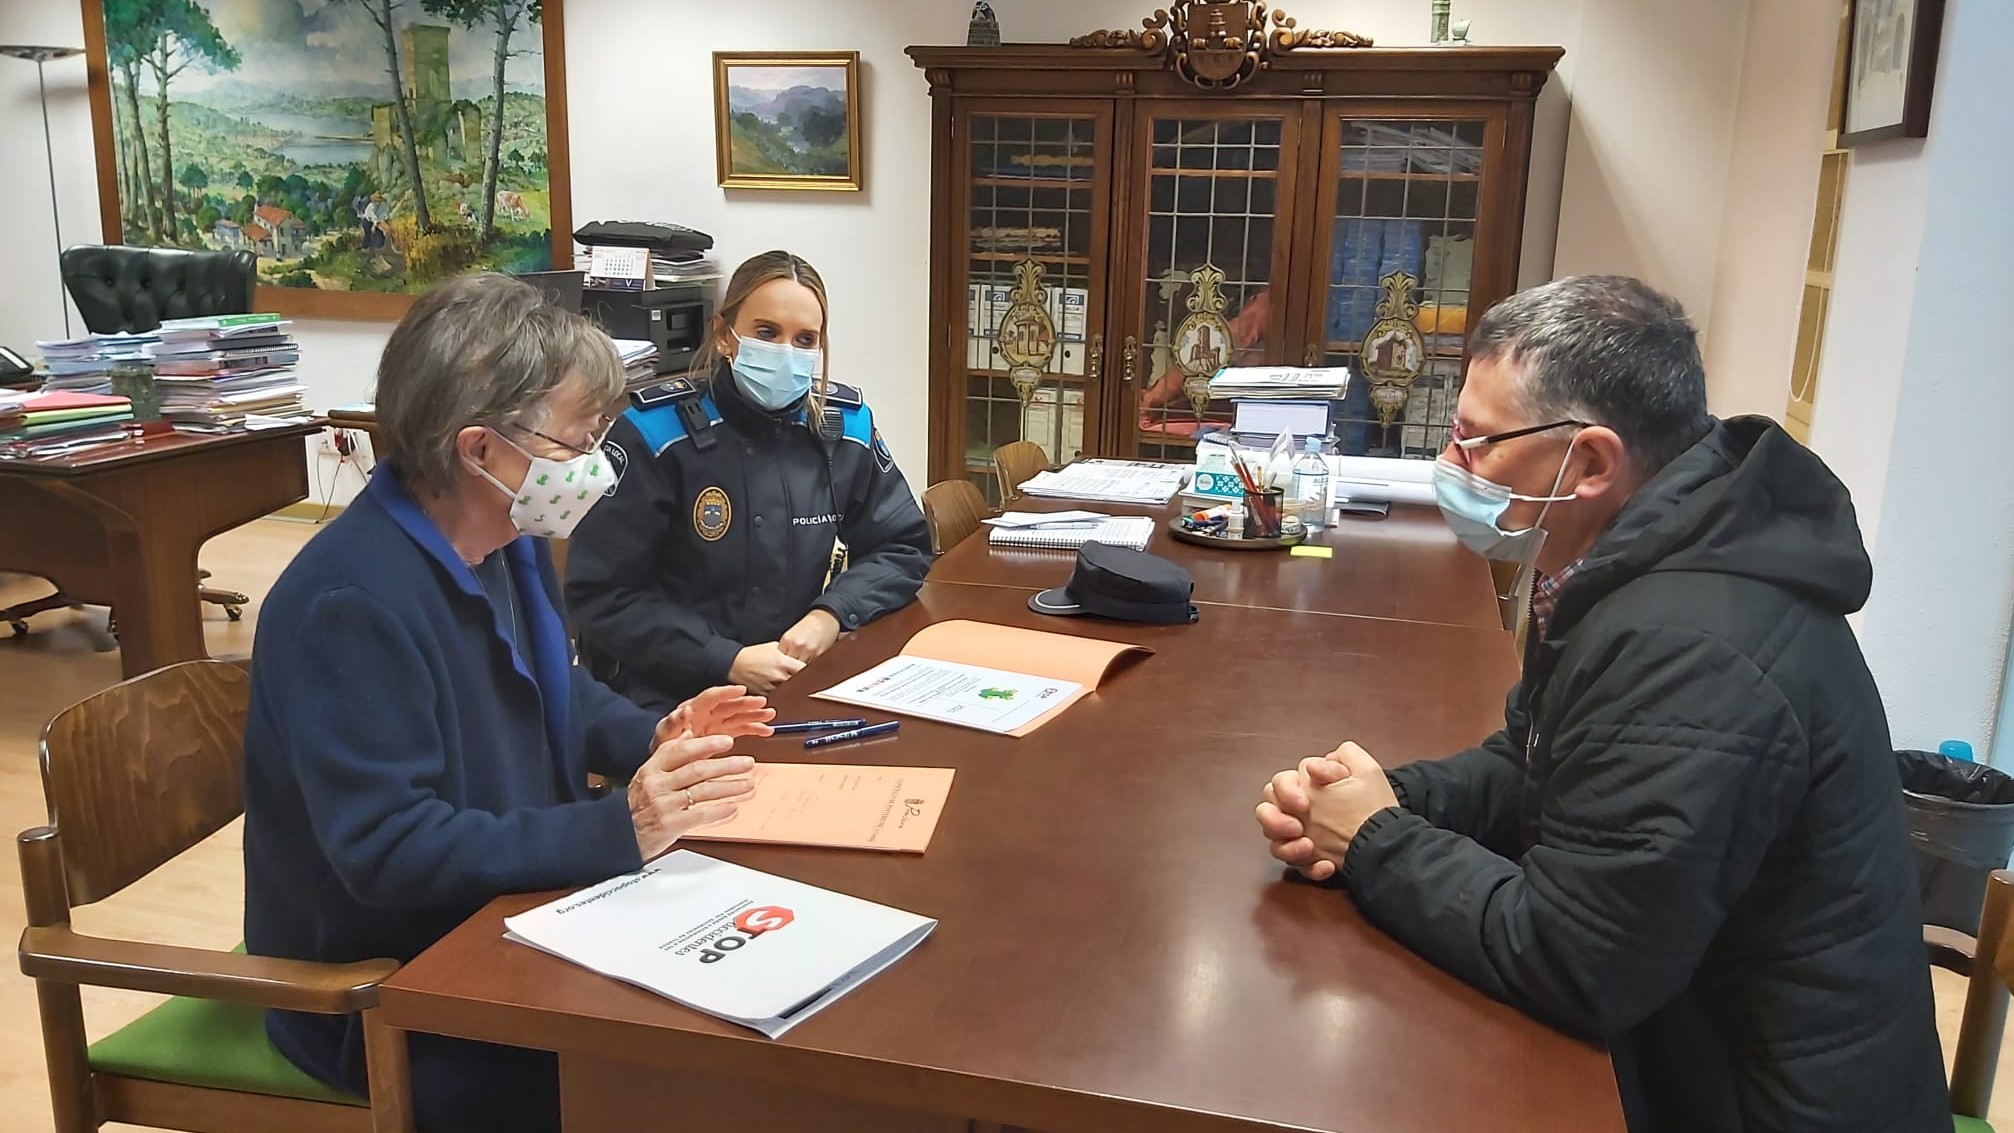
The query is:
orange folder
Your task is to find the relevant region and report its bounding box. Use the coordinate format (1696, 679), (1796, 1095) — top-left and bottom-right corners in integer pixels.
(814, 620), (1151, 737)
(682, 763), (955, 853)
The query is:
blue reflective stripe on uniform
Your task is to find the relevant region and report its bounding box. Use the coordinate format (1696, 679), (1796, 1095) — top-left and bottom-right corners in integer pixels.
(626, 396), (721, 456)
(836, 402), (873, 447)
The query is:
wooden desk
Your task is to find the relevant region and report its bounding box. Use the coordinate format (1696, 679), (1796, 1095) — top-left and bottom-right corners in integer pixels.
(380, 582), (1622, 1133)
(933, 496), (1504, 630)
(0, 425), (315, 677)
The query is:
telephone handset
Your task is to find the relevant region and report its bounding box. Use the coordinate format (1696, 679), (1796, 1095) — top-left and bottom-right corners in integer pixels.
(0, 345), (31, 378)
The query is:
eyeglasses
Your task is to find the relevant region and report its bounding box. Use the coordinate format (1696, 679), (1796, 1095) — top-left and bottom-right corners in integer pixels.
(506, 415), (613, 458)
(1448, 419), (1584, 452)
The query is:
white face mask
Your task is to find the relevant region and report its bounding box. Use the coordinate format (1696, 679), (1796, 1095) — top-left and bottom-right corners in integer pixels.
(470, 429), (615, 540)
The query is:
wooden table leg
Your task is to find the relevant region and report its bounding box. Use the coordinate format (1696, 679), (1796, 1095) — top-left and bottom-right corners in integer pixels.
(559, 1052), (975, 1133)
(109, 527), (207, 679)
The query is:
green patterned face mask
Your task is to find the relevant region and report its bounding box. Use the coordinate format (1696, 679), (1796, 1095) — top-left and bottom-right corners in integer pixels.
(470, 429), (616, 540)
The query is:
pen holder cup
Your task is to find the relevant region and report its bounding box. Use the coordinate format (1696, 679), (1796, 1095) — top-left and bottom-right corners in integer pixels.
(1243, 488), (1285, 539)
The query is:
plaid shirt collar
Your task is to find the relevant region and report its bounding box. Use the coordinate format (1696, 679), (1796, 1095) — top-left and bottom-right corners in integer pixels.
(1529, 558), (1584, 641)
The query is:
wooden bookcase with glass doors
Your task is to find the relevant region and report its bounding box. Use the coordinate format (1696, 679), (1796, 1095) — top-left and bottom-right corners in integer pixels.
(910, 8), (1561, 500)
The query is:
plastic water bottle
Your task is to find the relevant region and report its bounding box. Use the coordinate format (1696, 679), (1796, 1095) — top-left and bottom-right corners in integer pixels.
(1291, 436), (1330, 531)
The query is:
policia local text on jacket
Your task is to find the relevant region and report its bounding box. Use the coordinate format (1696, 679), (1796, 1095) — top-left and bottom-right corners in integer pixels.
(1346, 418), (1948, 1132)
(566, 364), (931, 710)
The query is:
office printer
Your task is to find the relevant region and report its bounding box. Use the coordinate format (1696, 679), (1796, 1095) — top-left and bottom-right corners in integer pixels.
(574, 221), (718, 374)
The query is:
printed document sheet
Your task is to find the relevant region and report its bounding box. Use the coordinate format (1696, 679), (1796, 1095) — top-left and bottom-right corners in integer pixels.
(504, 851), (935, 1039)
(813, 620), (1150, 737)
(818, 656), (1079, 734)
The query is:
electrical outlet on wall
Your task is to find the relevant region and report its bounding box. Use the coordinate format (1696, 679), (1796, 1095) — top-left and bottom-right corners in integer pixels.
(318, 428), (362, 458)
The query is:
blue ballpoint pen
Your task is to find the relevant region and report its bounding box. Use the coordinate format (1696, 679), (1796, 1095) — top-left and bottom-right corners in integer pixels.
(768, 718), (869, 735)
(802, 721), (901, 749)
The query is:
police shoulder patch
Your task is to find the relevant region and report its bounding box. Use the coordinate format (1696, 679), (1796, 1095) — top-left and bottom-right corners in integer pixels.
(630, 378), (697, 410)
(693, 485), (732, 542)
(601, 439), (627, 496)
(871, 427), (895, 473)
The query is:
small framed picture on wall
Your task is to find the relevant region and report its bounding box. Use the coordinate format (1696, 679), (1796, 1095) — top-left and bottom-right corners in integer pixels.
(712, 51), (862, 191)
(1839, 0), (1946, 146)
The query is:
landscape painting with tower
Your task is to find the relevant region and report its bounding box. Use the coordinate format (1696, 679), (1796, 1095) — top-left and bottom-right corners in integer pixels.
(84, 0), (566, 313)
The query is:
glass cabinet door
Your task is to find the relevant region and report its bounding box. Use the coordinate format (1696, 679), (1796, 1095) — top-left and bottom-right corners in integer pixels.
(957, 105), (1112, 500)
(1124, 107), (1300, 462)
(1314, 114), (1498, 459)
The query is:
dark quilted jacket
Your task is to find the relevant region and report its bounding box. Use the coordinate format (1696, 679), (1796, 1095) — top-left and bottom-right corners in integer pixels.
(1345, 416), (1949, 1132)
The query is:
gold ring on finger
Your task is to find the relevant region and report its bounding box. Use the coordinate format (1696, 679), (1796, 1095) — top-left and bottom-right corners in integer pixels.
(684, 788), (696, 809)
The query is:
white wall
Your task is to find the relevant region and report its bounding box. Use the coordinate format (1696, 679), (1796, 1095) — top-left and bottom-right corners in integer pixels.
(1, 0), (1759, 505)
(1550, 0), (1750, 344)
(1809, 0), (2014, 755)
(1700, 0), (1838, 420)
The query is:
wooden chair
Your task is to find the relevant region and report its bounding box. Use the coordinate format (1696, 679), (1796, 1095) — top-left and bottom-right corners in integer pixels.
(1936, 869), (2014, 1131)
(991, 440), (1054, 503)
(18, 660), (413, 1133)
(921, 480), (992, 554)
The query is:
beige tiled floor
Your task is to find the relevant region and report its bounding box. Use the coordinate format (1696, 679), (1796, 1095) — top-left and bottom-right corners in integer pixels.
(0, 518), (2003, 1130)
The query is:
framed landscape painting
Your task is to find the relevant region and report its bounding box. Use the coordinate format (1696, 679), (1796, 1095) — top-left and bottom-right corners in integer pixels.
(713, 51), (861, 192)
(80, 0), (574, 319)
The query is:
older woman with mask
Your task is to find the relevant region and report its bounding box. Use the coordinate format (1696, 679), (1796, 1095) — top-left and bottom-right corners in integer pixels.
(241, 273), (772, 1133)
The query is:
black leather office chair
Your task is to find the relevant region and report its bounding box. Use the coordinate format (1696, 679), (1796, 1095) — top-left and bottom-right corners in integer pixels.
(3, 246), (262, 640)
(60, 244), (258, 334)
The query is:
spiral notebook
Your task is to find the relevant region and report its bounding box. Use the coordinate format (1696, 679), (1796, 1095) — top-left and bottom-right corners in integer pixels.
(987, 514), (1155, 551)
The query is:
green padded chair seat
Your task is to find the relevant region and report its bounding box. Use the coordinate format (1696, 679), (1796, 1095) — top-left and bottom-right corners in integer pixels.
(89, 993), (364, 1107)
(1955, 1115), (1996, 1133)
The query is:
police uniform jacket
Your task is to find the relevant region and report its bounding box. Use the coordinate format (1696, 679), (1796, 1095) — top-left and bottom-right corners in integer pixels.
(566, 364), (931, 710)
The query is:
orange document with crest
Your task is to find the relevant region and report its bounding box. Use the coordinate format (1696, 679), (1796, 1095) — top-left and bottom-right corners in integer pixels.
(682, 763), (955, 853)
(812, 620), (1150, 736)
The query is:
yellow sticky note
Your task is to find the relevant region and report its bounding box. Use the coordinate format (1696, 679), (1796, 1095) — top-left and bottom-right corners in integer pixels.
(1290, 544), (1334, 559)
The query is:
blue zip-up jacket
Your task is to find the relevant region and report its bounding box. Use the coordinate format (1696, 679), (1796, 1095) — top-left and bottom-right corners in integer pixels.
(242, 462), (657, 1126)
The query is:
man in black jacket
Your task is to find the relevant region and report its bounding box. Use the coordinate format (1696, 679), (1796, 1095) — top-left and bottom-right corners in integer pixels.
(1257, 276), (1948, 1132)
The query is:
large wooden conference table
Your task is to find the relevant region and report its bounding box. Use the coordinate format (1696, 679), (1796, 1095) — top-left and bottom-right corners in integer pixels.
(378, 508), (1625, 1133)
(931, 496), (1504, 629)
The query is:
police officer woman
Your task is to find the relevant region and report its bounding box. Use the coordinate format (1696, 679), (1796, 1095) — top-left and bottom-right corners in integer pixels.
(566, 251), (931, 709)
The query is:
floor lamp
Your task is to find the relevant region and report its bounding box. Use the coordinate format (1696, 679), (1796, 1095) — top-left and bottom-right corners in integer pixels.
(1, 45), (86, 338)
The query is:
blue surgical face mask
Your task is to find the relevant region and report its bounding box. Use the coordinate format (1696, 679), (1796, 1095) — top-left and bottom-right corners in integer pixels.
(728, 333), (821, 411)
(1432, 438), (1578, 566)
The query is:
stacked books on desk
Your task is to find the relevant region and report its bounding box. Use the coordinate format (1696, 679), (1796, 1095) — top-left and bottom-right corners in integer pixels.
(0, 391), (134, 459)
(33, 332), (158, 394)
(149, 315), (310, 430)
(1208, 365), (1351, 400)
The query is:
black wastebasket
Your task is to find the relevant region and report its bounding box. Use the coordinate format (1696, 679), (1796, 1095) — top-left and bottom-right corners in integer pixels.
(1897, 749), (2014, 935)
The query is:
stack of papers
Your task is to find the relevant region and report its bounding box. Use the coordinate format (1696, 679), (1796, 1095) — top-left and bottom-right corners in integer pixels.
(1209, 366), (1351, 400)
(0, 391), (134, 459)
(34, 332), (158, 394)
(573, 250), (721, 284)
(1016, 459), (1189, 505)
(504, 851), (936, 1039)
(651, 255), (721, 282)
(149, 315), (310, 429)
(611, 337), (659, 385)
